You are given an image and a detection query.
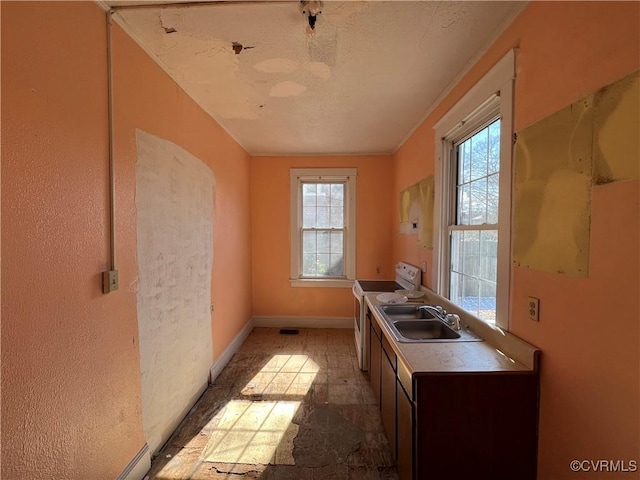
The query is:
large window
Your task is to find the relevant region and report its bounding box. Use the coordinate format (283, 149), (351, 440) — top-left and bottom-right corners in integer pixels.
(433, 50), (514, 329)
(290, 168), (356, 287)
(449, 119), (500, 322)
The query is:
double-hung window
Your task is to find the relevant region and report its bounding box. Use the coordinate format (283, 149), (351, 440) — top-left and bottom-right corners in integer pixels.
(433, 51), (514, 329)
(290, 168), (356, 287)
(449, 118), (501, 322)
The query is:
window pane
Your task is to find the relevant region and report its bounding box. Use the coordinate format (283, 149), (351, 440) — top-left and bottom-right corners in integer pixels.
(460, 141), (471, 184)
(330, 231), (343, 253)
(478, 280), (496, 321)
(461, 275), (479, 317)
(486, 173), (499, 224)
(328, 254), (344, 276)
(302, 231), (316, 254)
(302, 207), (316, 228)
(479, 230), (498, 283)
(468, 177), (487, 225)
(330, 184), (344, 205)
(316, 207), (330, 228)
(449, 229), (497, 322)
(450, 271), (462, 305)
(317, 254), (331, 275)
(330, 206), (343, 228)
(456, 184), (470, 225)
(317, 184), (330, 206)
(463, 230), (480, 277)
(488, 119), (500, 175)
(317, 231), (330, 254)
(302, 253), (317, 276)
(302, 184), (317, 206)
(450, 118), (501, 324)
(450, 230), (462, 273)
(296, 174), (353, 280)
(469, 128), (488, 181)
(302, 229), (345, 277)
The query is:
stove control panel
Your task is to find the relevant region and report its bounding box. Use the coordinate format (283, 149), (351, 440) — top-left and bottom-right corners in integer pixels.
(395, 262), (421, 290)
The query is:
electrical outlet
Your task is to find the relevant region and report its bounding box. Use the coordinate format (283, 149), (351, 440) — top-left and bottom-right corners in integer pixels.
(376, 266), (380, 274)
(527, 296), (539, 321)
(422, 262), (427, 273)
(210, 303), (215, 313)
(102, 270), (119, 294)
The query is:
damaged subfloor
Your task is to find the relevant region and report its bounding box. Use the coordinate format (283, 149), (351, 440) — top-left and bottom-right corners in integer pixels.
(147, 328), (399, 479)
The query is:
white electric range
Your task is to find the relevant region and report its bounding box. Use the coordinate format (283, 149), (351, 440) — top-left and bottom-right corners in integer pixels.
(352, 262), (422, 370)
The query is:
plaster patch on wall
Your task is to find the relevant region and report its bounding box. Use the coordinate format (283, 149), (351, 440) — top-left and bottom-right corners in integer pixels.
(135, 130), (215, 454)
(593, 70), (640, 183)
(513, 98), (593, 277)
(254, 58), (298, 73)
(304, 61), (332, 79)
(400, 176), (434, 249)
(270, 81), (307, 98)
(513, 70), (639, 277)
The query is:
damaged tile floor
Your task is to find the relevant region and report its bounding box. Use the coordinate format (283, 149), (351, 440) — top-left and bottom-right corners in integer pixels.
(147, 328), (399, 479)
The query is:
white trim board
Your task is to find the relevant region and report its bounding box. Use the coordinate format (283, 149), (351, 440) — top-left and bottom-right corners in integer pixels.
(117, 443), (150, 480)
(432, 49), (515, 331)
(252, 316), (353, 329)
(209, 319), (255, 383)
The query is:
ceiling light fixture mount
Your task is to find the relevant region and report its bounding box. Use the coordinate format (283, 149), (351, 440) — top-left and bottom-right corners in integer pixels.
(300, 0), (323, 36)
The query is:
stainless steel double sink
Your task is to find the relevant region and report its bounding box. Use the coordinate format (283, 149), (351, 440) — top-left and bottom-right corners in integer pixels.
(375, 304), (483, 343)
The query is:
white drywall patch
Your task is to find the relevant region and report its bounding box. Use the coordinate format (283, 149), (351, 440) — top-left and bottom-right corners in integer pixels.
(135, 130), (215, 454)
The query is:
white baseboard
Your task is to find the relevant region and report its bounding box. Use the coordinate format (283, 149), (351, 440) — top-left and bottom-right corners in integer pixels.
(252, 316), (353, 329)
(208, 316), (352, 382)
(117, 443), (150, 480)
(209, 318), (255, 383)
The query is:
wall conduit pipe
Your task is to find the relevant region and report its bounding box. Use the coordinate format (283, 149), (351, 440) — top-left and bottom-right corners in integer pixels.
(103, 10), (118, 293)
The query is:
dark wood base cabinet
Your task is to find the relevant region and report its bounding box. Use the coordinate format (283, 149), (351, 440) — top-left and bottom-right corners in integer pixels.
(367, 313), (538, 480)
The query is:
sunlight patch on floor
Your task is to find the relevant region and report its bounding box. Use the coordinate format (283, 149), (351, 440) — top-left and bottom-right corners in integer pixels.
(241, 354), (320, 397)
(199, 400), (301, 465)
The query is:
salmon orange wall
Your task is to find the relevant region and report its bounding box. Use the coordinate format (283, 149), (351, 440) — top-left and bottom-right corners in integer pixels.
(112, 20), (252, 361)
(251, 156), (394, 317)
(393, 2), (639, 479)
(1, 3), (145, 477)
(2, 1), (253, 477)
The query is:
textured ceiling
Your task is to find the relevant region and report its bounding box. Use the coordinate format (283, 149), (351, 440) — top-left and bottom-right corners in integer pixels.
(106, 1), (527, 155)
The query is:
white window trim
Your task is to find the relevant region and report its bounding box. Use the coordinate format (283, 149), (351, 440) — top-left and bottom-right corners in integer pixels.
(433, 50), (515, 330)
(290, 168), (357, 288)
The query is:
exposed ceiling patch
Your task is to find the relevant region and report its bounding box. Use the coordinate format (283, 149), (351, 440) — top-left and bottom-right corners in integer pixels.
(232, 42), (255, 55)
(108, 1), (529, 154)
(304, 62), (331, 80)
(254, 58), (299, 74)
(159, 10), (180, 35)
(270, 81), (307, 98)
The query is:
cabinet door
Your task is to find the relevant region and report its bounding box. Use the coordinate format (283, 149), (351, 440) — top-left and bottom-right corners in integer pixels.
(397, 379), (413, 480)
(369, 320), (382, 407)
(381, 347), (397, 459)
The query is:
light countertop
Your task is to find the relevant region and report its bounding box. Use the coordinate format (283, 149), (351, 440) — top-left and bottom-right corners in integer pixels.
(365, 294), (539, 375)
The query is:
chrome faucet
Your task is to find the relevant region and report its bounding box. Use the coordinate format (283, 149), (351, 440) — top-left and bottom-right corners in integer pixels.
(444, 313), (461, 331)
(416, 305), (446, 318)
